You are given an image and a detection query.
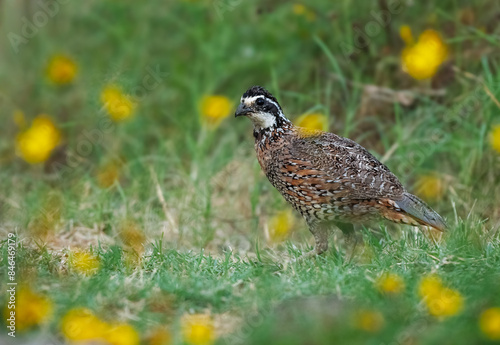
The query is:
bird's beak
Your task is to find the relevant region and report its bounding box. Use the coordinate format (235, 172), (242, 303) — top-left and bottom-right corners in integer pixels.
(235, 103), (250, 117)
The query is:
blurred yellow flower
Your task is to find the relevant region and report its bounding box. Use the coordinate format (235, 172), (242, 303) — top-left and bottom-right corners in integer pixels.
(182, 314), (215, 345)
(200, 95), (232, 128)
(61, 308), (108, 342)
(13, 110), (27, 128)
(147, 327), (172, 345)
(46, 54), (77, 85)
(400, 26), (448, 80)
(119, 221), (146, 254)
(418, 274), (443, 299)
(268, 210), (294, 243)
(399, 25), (414, 45)
(295, 112), (328, 132)
(16, 115), (61, 164)
(354, 310), (385, 333)
(61, 308), (139, 345)
(418, 274), (463, 318)
(480, 308), (500, 340)
(29, 202), (60, 239)
(426, 287), (463, 318)
(376, 272), (405, 295)
(292, 4), (316, 21)
(489, 124), (500, 153)
(71, 250), (100, 275)
(415, 174), (444, 201)
(101, 85), (136, 122)
(3, 287), (52, 331)
(97, 161), (123, 188)
(106, 323), (140, 345)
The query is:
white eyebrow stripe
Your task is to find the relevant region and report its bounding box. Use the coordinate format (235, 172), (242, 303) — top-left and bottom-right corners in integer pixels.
(242, 95), (284, 117)
(242, 95), (262, 104)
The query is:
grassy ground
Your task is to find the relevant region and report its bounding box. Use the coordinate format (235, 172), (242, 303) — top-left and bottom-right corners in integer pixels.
(1, 0), (500, 344)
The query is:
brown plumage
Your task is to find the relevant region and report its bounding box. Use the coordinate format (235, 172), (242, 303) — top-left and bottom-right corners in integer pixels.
(235, 86), (446, 255)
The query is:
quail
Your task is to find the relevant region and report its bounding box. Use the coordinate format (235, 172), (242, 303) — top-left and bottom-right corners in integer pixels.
(235, 85), (446, 256)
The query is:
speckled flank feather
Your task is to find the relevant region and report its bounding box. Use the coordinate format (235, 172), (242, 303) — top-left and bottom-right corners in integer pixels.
(237, 86), (446, 255)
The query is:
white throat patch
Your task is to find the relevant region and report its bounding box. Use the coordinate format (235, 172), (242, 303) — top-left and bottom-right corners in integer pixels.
(248, 111), (277, 130)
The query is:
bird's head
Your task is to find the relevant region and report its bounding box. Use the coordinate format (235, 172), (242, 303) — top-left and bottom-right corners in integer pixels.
(235, 86), (290, 131)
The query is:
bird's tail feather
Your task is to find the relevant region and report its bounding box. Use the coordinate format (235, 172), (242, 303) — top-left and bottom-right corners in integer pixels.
(396, 192), (447, 231)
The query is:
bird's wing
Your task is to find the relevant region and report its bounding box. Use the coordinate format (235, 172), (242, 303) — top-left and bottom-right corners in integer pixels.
(287, 130), (405, 201)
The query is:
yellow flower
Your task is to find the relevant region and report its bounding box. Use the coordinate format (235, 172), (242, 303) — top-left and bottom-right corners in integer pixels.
(105, 323), (140, 345)
(13, 110), (27, 128)
(400, 27), (448, 80)
(16, 115), (61, 164)
(489, 124), (500, 153)
(101, 85), (136, 122)
(61, 308), (139, 345)
(295, 113), (328, 132)
(71, 250), (100, 275)
(29, 193), (63, 239)
(415, 174), (444, 201)
(61, 308), (108, 342)
(354, 310), (385, 333)
(97, 160), (123, 188)
(147, 327), (172, 345)
(418, 274), (443, 299)
(46, 54), (77, 85)
(182, 314), (215, 345)
(199, 95), (232, 128)
(292, 4), (316, 21)
(3, 287), (52, 331)
(419, 275), (463, 318)
(399, 25), (414, 45)
(119, 221), (146, 254)
(268, 210), (294, 243)
(425, 287), (463, 317)
(376, 272), (405, 295)
(480, 308), (500, 340)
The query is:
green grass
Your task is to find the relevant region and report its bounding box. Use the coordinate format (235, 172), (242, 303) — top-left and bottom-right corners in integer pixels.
(1, 0), (500, 344)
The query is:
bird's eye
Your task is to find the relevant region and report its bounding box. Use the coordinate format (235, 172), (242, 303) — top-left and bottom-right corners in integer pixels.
(256, 98), (265, 106)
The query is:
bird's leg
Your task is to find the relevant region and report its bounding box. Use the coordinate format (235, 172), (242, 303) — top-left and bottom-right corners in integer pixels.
(336, 222), (355, 244)
(335, 222), (359, 260)
(303, 220), (329, 257)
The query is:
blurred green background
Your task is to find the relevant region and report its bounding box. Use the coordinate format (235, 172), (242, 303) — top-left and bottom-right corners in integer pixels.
(1, 0), (500, 344)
